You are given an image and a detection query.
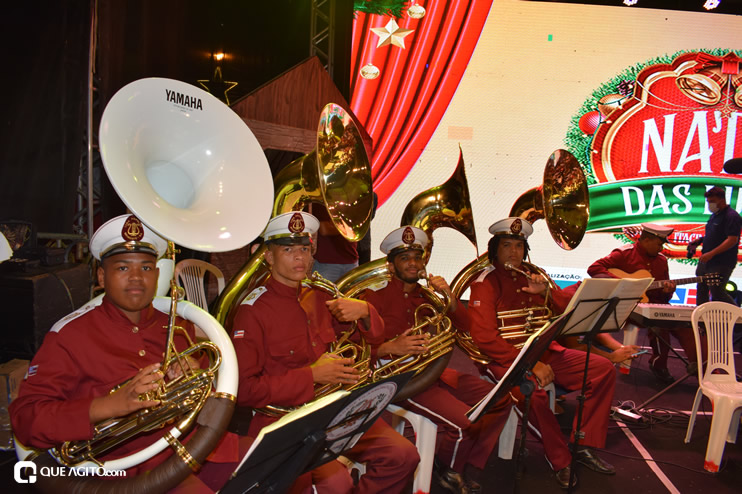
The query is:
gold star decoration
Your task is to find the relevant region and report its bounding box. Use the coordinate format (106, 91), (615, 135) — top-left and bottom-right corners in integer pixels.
(198, 66), (238, 105)
(370, 19), (414, 49)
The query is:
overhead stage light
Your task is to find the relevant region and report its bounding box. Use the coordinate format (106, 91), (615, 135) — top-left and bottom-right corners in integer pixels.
(623, 0), (639, 5)
(704, 0), (720, 9)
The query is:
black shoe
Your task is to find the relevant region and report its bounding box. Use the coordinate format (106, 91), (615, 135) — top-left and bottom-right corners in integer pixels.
(433, 463), (466, 494)
(464, 478), (482, 494)
(555, 466), (578, 489)
(575, 448), (616, 475)
(650, 364), (675, 384)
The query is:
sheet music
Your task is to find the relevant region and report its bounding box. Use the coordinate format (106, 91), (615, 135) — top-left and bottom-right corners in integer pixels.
(237, 389), (349, 470)
(563, 277), (653, 334)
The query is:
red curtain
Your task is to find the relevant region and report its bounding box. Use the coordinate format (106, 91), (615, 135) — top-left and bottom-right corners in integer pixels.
(350, 1), (493, 206)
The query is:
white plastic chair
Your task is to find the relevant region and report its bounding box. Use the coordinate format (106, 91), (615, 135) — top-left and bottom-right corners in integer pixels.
(684, 302), (742, 473)
(387, 404), (437, 494)
(174, 259), (225, 311)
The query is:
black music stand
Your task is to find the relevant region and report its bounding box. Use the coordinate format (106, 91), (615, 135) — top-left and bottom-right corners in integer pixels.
(221, 371), (413, 494)
(465, 309), (577, 492)
(559, 277), (651, 494)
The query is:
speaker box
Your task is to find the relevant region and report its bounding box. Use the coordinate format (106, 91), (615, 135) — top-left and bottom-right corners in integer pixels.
(0, 263), (90, 360)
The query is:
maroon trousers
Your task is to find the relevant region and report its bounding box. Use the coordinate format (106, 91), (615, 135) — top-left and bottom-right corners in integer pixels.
(289, 417), (419, 494)
(402, 374), (511, 472)
(488, 348), (615, 471)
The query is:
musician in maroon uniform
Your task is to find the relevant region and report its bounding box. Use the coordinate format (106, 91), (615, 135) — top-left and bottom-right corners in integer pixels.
(468, 218), (616, 489)
(362, 226), (513, 494)
(231, 212), (419, 494)
(11, 214), (242, 492)
(588, 223), (702, 383)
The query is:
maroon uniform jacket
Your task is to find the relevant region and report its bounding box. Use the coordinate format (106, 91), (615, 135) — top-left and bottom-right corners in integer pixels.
(232, 276), (385, 432)
(588, 242), (672, 304)
(8, 295), (245, 480)
(467, 263), (575, 378)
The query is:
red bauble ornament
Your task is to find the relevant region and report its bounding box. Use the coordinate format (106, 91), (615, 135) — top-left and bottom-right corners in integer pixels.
(578, 111), (601, 135)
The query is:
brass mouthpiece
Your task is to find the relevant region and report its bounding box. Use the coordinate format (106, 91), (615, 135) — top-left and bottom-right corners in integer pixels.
(504, 262), (532, 278)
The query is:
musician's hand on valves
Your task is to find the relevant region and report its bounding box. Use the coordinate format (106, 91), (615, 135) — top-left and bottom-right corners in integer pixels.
(310, 353), (360, 384)
(89, 363), (163, 423)
(326, 298), (369, 322)
(428, 275), (458, 310)
(163, 354), (200, 380)
(523, 273), (548, 296)
(609, 345), (639, 363)
(531, 361), (554, 387)
(378, 327), (430, 356)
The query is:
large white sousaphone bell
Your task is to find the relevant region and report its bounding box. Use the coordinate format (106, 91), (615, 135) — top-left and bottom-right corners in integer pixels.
(99, 77), (273, 251)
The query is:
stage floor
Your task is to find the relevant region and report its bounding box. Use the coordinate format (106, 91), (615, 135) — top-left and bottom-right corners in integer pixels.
(443, 327), (742, 494)
(1, 327), (740, 493)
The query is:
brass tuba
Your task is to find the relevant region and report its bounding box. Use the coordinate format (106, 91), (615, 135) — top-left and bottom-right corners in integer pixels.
(16, 78), (272, 492)
(452, 149), (589, 363)
(336, 147), (476, 401)
(213, 103), (374, 329)
(509, 149), (589, 250)
(254, 272), (372, 417)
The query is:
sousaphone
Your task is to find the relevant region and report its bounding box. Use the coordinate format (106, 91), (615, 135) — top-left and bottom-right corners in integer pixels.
(452, 149), (589, 362)
(213, 103), (374, 328)
(16, 78), (273, 493)
(337, 147), (478, 401)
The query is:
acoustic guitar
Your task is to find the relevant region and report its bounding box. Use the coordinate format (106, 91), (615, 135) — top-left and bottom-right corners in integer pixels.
(607, 268), (723, 302)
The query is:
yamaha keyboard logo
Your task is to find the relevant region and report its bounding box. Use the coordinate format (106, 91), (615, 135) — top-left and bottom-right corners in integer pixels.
(165, 89), (203, 110)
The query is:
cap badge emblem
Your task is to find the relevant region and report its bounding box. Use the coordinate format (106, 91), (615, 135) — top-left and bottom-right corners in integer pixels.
(122, 215), (144, 242)
(289, 212), (305, 233)
(402, 227), (416, 245)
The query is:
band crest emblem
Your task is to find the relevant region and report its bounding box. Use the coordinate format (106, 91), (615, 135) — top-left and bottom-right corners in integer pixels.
(122, 215), (144, 242)
(402, 227), (415, 244)
(289, 213), (305, 233)
(510, 219), (522, 235)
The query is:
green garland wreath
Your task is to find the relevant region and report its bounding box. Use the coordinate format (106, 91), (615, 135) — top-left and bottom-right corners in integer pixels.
(568, 48), (742, 267)
(354, 0), (409, 18)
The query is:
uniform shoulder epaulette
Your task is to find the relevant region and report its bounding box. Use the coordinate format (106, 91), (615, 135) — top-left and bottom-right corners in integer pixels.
(366, 279), (389, 291)
(50, 297), (102, 333)
(241, 286), (267, 306)
(472, 264), (496, 284)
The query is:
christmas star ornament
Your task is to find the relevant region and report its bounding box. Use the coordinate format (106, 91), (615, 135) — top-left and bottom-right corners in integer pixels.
(370, 19), (414, 49)
(198, 66), (238, 105)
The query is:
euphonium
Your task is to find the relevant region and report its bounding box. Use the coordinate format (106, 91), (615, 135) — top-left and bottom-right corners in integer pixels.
(452, 149), (589, 364)
(370, 270), (456, 383)
(254, 272), (372, 417)
(336, 147), (476, 401)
